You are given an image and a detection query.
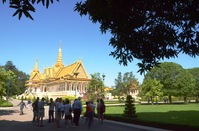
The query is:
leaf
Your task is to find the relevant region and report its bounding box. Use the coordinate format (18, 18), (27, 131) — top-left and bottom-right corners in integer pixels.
(28, 14), (34, 20)
(9, 5), (19, 9)
(23, 10), (30, 18)
(31, 0), (36, 4)
(46, 0), (49, 8)
(37, 0), (41, 4)
(23, 9), (34, 20)
(18, 11), (22, 20)
(12, 9), (20, 17)
(42, 0), (45, 6)
(27, 2), (35, 12)
(2, 0), (6, 4)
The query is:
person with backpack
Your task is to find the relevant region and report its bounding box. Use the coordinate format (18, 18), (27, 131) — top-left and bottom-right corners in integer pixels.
(99, 98), (106, 125)
(32, 97), (39, 124)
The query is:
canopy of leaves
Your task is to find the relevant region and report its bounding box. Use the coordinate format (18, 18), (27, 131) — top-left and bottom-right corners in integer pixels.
(187, 68), (199, 96)
(1, 61), (29, 96)
(144, 62), (195, 98)
(0, 68), (8, 96)
(115, 72), (139, 96)
(87, 72), (105, 100)
(141, 79), (163, 98)
(2, 0), (59, 20)
(75, 0), (199, 74)
(174, 70), (195, 97)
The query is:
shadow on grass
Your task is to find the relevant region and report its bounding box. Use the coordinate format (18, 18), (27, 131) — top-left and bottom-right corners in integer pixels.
(105, 110), (199, 131)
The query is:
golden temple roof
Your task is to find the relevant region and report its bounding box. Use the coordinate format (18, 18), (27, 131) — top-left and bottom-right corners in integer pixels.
(27, 42), (90, 85)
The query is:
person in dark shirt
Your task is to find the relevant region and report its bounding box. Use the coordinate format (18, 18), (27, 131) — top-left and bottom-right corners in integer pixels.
(32, 97), (39, 123)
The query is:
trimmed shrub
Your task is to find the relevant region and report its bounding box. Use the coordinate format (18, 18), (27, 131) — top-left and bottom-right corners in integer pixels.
(123, 95), (137, 118)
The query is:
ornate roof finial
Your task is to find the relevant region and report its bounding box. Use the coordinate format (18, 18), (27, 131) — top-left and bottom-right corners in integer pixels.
(55, 40), (64, 67)
(60, 40), (62, 49)
(34, 57), (39, 71)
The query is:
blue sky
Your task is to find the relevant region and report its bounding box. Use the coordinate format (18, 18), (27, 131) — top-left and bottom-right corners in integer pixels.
(0, 1), (199, 87)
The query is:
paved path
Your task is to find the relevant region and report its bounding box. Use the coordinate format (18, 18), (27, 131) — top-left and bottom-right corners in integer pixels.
(0, 100), (170, 131)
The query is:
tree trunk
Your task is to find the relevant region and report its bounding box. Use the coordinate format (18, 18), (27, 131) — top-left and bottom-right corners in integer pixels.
(151, 96), (154, 105)
(169, 95), (172, 103)
(196, 96), (199, 103)
(184, 96), (187, 103)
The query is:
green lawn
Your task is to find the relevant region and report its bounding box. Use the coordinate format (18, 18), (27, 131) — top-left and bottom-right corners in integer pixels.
(105, 104), (199, 128)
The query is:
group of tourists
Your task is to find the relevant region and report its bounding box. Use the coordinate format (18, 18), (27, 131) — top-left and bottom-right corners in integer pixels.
(30, 97), (106, 128)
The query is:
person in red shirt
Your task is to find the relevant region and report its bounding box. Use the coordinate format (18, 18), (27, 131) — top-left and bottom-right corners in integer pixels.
(85, 101), (94, 128)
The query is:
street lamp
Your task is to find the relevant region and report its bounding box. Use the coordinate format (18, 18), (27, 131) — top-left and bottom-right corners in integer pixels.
(74, 72), (79, 98)
(101, 73), (105, 98)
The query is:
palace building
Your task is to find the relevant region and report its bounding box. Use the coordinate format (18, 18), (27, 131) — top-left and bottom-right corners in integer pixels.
(25, 43), (91, 99)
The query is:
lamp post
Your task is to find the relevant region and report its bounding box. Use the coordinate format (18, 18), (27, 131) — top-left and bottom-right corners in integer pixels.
(74, 72), (79, 98)
(101, 73), (105, 98)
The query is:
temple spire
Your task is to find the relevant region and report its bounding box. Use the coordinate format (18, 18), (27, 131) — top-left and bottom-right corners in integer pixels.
(34, 57), (39, 71)
(55, 41), (64, 67)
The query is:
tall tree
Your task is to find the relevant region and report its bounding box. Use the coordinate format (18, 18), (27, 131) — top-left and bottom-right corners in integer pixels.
(174, 70), (195, 103)
(87, 72), (104, 100)
(0, 66), (16, 99)
(140, 79), (163, 104)
(115, 72), (139, 97)
(0, 67), (8, 97)
(3, 61), (29, 95)
(4, 61), (16, 71)
(187, 68), (199, 102)
(145, 62), (194, 103)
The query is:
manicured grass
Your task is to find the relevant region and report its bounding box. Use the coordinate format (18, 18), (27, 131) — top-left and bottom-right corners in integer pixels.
(105, 104), (199, 128)
(0, 101), (13, 107)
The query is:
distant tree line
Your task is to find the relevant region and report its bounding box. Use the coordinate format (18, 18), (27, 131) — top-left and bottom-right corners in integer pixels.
(140, 62), (199, 103)
(0, 61), (29, 99)
(88, 62), (199, 104)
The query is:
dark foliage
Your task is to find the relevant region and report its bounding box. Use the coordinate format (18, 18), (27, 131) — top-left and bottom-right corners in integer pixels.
(123, 95), (137, 118)
(3, 0), (59, 20)
(75, 0), (199, 74)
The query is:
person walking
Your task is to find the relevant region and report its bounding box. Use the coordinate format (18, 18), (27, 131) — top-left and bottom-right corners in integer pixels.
(89, 101), (95, 124)
(27, 99), (31, 110)
(96, 99), (101, 123)
(85, 101), (94, 129)
(72, 97), (82, 126)
(47, 98), (55, 123)
(99, 98), (106, 125)
(37, 97), (46, 127)
(32, 97), (39, 124)
(17, 99), (26, 115)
